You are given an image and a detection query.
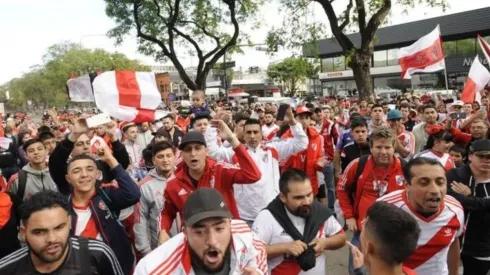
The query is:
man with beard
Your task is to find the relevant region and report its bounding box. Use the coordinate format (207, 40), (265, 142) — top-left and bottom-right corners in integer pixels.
(0, 190), (124, 275)
(252, 169), (346, 275)
(379, 157), (464, 275)
(135, 188), (267, 275)
(162, 114), (184, 147)
(136, 122), (153, 148)
(134, 141), (176, 257)
(446, 117), (488, 151)
(262, 111), (279, 141)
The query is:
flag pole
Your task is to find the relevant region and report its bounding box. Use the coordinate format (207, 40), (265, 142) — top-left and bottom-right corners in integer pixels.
(443, 60), (450, 96)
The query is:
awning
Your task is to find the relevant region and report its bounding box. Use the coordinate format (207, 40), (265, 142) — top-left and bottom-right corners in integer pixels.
(205, 87), (221, 96)
(228, 92), (250, 97)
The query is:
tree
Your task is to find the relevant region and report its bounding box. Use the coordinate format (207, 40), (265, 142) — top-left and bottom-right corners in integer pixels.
(104, 0), (262, 91)
(267, 57), (318, 96)
(271, 0), (448, 100)
(6, 42), (149, 108)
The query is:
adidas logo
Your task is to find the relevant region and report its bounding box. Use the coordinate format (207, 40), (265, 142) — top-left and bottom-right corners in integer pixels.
(178, 189), (188, 196)
(444, 228), (453, 237)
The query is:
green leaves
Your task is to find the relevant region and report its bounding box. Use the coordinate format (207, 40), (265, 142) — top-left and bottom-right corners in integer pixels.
(104, 0), (264, 90)
(266, 57), (317, 96)
(5, 42), (149, 108)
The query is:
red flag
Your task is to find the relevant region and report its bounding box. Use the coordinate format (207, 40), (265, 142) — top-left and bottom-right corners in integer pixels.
(397, 25), (445, 79)
(460, 56), (490, 103)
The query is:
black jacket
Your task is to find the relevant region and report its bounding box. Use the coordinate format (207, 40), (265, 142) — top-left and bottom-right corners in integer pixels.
(49, 137), (130, 195)
(447, 165), (490, 257)
(341, 141), (371, 171)
(0, 192), (21, 259)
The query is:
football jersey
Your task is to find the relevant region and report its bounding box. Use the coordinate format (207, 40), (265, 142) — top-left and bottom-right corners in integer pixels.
(252, 209), (343, 275)
(379, 190), (464, 275)
(414, 150), (455, 171)
(74, 205), (102, 241)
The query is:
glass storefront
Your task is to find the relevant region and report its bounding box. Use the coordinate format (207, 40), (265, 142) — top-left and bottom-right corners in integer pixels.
(322, 80), (357, 96)
(321, 58), (334, 72)
(373, 51), (387, 67)
(374, 76), (411, 91)
(333, 56), (346, 71)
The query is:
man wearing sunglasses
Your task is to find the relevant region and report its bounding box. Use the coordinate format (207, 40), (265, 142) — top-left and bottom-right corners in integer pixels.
(447, 139), (490, 275)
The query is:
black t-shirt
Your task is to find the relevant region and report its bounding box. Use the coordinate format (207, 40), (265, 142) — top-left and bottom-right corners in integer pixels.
(0, 237), (124, 275)
(404, 119), (416, 132)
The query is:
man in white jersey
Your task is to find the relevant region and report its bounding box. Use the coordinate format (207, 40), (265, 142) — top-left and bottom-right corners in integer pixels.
(252, 169), (346, 275)
(135, 188), (267, 275)
(378, 157), (464, 275)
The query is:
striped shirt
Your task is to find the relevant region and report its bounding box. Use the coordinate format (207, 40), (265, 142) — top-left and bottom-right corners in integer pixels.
(0, 236), (124, 275)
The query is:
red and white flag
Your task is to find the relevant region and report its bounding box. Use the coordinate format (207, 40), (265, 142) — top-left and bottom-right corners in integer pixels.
(397, 25), (445, 79)
(93, 71), (163, 123)
(478, 35), (490, 64)
(66, 74), (96, 102)
(460, 56), (490, 103)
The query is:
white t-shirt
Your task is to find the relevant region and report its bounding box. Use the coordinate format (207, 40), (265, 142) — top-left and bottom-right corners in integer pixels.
(252, 208), (342, 275)
(74, 206), (102, 241)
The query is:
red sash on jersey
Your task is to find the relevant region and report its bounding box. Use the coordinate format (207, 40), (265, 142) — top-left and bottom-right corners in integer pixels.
(81, 217), (99, 240)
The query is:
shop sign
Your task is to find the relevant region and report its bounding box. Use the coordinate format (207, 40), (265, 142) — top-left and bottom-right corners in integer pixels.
(462, 57), (489, 67)
(318, 72), (345, 79)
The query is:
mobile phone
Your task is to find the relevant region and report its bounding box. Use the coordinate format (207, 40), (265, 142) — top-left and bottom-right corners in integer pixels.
(86, 113), (112, 128)
(480, 106), (487, 112)
(276, 104), (288, 121)
(450, 113), (466, 120)
(443, 98), (454, 104)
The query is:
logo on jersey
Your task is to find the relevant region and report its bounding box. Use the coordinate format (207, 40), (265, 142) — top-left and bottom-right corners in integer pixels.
(444, 228), (453, 237)
(262, 154), (269, 163)
(98, 200), (107, 211)
(395, 175), (405, 186)
(373, 180), (388, 197)
(178, 189), (188, 196)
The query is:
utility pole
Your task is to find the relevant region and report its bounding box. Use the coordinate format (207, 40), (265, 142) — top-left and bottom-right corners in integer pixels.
(223, 51), (228, 100)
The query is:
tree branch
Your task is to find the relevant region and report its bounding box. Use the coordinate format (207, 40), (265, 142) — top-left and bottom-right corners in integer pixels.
(339, 0), (354, 30)
(200, 0), (240, 88)
(362, 0), (391, 49)
(354, 0), (366, 31)
(315, 0), (354, 52)
(132, 0), (196, 89)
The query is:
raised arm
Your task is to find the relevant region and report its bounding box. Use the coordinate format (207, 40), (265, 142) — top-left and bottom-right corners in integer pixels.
(268, 106), (308, 161)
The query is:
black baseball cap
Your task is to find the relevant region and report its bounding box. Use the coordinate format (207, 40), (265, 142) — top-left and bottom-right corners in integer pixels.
(183, 188), (232, 226)
(178, 131), (206, 150)
(469, 139), (490, 155)
(152, 127), (171, 140)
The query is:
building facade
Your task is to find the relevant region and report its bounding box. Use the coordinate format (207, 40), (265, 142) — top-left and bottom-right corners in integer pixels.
(305, 7), (490, 97)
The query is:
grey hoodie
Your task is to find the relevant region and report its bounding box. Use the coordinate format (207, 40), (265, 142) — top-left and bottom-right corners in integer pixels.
(8, 164), (57, 201)
(133, 169), (168, 255)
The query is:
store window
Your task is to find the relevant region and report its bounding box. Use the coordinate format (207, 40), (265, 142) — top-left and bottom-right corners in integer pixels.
(457, 38), (476, 56)
(333, 56), (346, 71)
(411, 72), (445, 90)
(374, 76), (410, 93)
(322, 58), (334, 72)
(387, 49), (398, 66)
(443, 41), (457, 57)
(477, 36), (490, 56)
(373, 50), (387, 67)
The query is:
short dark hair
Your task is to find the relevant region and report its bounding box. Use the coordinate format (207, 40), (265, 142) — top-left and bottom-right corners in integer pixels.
(234, 113), (250, 124)
(279, 168), (309, 195)
(264, 111), (275, 117)
(421, 104), (436, 113)
(403, 157), (445, 184)
(426, 130), (452, 149)
(19, 191), (70, 225)
(37, 125), (52, 134)
(163, 114), (174, 121)
(371, 104), (383, 111)
(152, 141), (175, 157)
(22, 138), (44, 152)
(244, 118), (261, 128)
(38, 131), (55, 143)
(449, 145), (466, 157)
(67, 154), (98, 172)
(364, 201), (420, 266)
(350, 118), (367, 131)
(399, 103), (410, 110)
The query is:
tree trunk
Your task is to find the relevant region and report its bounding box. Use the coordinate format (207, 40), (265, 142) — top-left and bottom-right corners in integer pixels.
(350, 51), (374, 101)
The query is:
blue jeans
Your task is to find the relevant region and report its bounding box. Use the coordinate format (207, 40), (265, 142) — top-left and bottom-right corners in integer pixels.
(348, 231), (361, 275)
(323, 163), (335, 210)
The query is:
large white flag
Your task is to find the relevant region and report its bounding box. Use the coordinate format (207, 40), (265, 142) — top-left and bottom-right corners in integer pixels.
(460, 56), (490, 103)
(397, 25), (445, 79)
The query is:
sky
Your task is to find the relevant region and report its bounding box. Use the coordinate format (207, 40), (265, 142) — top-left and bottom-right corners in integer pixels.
(1, 0), (489, 84)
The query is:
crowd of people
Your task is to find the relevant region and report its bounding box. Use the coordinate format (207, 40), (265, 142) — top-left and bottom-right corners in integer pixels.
(0, 87), (489, 275)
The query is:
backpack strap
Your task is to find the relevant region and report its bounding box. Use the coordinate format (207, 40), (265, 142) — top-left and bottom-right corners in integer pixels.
(16, 171), (27, 200)
(350, 155), (370, 201)
(78, 237), (91, 275)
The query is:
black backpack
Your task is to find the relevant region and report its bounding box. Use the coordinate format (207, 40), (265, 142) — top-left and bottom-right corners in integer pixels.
(15, 170), (27, 200)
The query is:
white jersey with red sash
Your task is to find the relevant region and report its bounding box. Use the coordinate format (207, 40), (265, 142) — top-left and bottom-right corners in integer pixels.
(262, 124), (280, 141)
(379, 190), (464, 275)
(414, 150), (455, 171)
